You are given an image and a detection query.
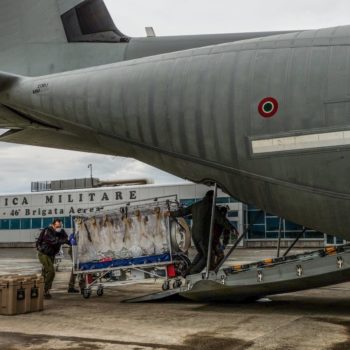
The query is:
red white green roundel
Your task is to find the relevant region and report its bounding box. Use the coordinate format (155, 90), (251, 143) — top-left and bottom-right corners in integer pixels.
(258, 97), (279, 118)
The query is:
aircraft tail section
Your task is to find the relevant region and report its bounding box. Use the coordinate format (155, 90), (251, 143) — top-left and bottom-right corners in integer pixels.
(61, 0), (129, 43)
(0, 0), (128, 47)
(0, 0), (130, 75)
(0, 0), (294, 77)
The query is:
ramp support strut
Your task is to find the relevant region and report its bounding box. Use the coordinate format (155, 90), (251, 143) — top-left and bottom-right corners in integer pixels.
(205, 182), (218, 279)
(283, 228), (307, 257)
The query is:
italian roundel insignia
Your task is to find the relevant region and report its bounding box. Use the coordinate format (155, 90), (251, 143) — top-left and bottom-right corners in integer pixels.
(258, 97), (279, 118)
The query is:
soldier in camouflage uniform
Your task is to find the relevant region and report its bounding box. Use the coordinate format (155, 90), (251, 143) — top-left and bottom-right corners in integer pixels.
(36, 219), (68, 299)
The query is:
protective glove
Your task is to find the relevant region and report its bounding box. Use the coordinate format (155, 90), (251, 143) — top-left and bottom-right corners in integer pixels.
(69, 233), (77, 246)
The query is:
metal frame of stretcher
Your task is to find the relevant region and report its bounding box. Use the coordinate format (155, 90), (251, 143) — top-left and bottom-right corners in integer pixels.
(75, 256), (176, 299)
(71, 196), (186, 298)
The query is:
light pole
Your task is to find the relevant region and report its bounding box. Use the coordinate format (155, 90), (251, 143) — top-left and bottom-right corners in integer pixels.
(88, 164), (93, 187)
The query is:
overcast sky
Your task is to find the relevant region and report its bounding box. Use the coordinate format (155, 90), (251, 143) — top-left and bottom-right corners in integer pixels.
(1, 0), (350, 194)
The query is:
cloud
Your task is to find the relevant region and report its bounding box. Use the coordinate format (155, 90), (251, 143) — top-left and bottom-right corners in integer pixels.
(105, 0), (350, 36)
(0, 143), (183, 194)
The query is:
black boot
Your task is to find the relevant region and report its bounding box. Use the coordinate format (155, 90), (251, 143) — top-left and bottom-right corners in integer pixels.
(67, 287), (80, 293)
(44, 290), (52, 299)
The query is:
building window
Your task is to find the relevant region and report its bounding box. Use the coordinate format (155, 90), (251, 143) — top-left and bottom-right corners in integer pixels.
(20, 219), (31, 230)
(266, 217), (281, 232)
(266, 231), (280, 239)
(284, 220), (302, 231)
(285, 231), (303, 239)
(304, 231), (324, 239)
(216, 197), (229, 204)
(229, 220), (238, 229)
(248, 224), (266, 239)
(248, 210), (265, 225)
(326, 235), (334, 244)
(229, 197), (238, 203)
(64, 217), (72, 229)
(228, 211), (239, 218)
(0, 219), (10, 230)
(180, 199), (195, 207)
(32, 218), (42, 229)
(42, 218), (53, 228)
(10, 219), (20, 230)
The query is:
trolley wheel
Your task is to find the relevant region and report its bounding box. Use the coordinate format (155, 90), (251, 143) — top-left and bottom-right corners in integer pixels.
(97, 287), (104, 297)
(83, 288), (91, 299)
(173, 279), (182, 289)
(162, 281), (170, 291)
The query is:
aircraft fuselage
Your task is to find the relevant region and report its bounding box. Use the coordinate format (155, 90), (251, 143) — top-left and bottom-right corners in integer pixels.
(2, 27), (350, 238)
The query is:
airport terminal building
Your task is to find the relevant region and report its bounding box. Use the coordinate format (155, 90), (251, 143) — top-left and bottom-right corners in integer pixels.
(0, 179), (342, 248)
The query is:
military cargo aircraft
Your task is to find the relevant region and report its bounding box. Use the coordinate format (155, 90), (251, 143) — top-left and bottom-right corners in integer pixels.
(1, 0), (350, 244)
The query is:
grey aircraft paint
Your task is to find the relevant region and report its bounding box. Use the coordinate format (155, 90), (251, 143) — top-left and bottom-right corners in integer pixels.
(0, 0), (291, 76)
(125, 246), (350, 303)
(0, 0), (349, 242)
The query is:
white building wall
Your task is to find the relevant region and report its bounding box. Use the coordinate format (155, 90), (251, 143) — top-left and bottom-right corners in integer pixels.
(0, 183), (241, 244)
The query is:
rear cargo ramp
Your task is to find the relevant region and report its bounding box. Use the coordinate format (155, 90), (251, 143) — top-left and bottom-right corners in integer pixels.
(124, 245), (350, 303)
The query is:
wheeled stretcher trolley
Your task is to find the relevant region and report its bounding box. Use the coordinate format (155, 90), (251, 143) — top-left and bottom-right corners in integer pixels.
(71, 197), (191, 298)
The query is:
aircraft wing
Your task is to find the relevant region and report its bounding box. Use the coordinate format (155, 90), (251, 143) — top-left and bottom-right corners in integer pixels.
(0, 105), (35, 129)
(0, 128), (109, 155)
(0, 105), (108, 155)
(0, 72), (54, 132)
(0, 71), (108, 154)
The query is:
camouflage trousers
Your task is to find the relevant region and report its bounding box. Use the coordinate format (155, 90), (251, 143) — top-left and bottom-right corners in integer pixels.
(38, 252), (55, 292)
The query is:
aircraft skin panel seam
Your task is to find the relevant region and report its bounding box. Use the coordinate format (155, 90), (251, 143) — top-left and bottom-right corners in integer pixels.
(2, 105), (61, 130)
(251, 130), (350, 154)
(28, 43), (350, 83)
(97, 130), (350, 201)
(325, 98), (350, 104)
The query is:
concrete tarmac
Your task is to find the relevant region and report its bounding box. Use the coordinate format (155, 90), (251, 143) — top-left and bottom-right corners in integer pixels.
(0, 248), (350, 350)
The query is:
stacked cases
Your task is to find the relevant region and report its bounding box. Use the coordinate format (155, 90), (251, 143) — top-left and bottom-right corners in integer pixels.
(0, 274), (44, 315)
